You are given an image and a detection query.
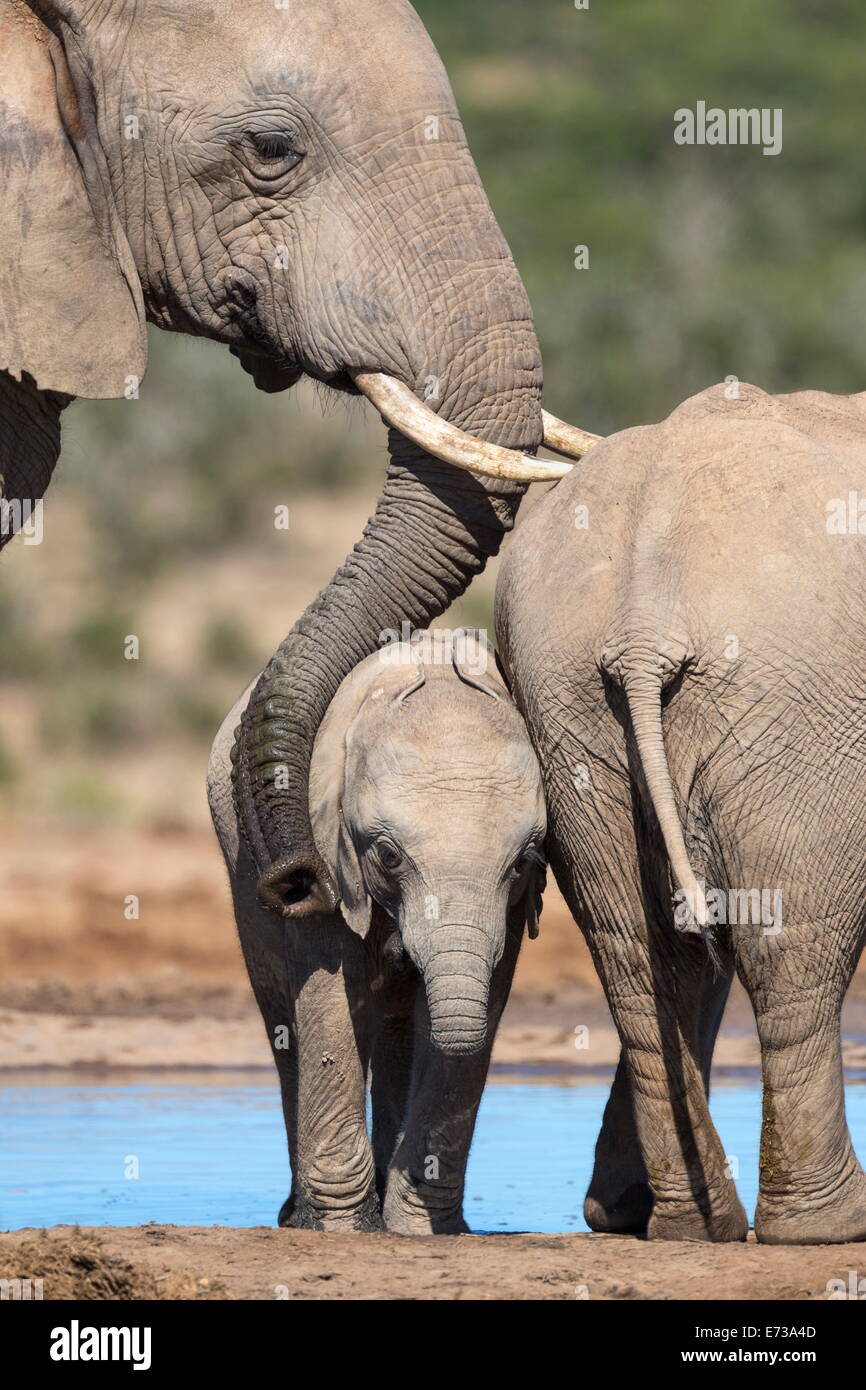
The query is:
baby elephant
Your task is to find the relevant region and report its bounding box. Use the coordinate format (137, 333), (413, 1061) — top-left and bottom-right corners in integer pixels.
(208, 629), (545, 1234)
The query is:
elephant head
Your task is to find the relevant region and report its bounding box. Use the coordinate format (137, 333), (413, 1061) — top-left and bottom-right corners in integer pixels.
(1, 0), (593, 912)
(309, 630), (546, 1054)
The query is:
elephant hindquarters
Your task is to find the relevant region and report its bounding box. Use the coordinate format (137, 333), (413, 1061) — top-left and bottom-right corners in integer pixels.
(496, 508), (746, 1240)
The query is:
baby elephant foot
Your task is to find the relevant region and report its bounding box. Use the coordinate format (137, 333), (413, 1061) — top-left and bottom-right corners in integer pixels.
(648, 1186), (749, 1243)
(278, 1190), (383, 1233)
(584, 1180), (653, 1235)
(383, 1172), (469, 1235)
(756, 1167), (866, 1245)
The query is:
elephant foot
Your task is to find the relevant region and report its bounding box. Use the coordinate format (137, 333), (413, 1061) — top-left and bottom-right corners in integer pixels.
(382, 1175), (468, 1235)
(648, 1190), (749, 1243)
(384, 1208), (469, 1236)
(584, 1181), (652, 1235)
(755, 1168), (866, 1245)
(278, 1190), (383, 1233)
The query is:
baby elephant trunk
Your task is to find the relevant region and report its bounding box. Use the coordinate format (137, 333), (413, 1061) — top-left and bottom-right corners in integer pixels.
(415, 922), (500, 1057)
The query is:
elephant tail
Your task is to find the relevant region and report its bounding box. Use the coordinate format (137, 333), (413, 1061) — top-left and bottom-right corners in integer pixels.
(620, 666), (708, 936)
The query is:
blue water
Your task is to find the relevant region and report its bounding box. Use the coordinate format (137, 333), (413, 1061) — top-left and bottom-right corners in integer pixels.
(2, 1072), (865, 1233)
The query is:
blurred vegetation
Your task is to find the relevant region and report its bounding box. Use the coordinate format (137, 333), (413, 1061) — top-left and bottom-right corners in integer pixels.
(426, 0), (866, 426)
(1, 0), (864, 819)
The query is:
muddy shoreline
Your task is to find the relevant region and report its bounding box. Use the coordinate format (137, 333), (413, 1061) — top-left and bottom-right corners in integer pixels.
(2, 1225), (862, 1301)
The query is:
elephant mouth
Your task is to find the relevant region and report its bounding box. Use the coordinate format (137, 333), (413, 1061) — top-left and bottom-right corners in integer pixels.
(233, 348), (601, 481)
(230, 347), (303, 394)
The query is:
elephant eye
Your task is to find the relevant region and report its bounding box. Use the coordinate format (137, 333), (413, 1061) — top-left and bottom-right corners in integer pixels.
(376, 842), (403, 873)
(248, 131), (305, 169)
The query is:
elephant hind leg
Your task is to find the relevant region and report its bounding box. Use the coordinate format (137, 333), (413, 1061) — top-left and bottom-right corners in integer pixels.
(625, 943), (746, 1242)
(735, 913), (866, 1244)
(584, 944), (734, 1235)
(546, 760), (746, 1241)
(583, 1053), (652, 1234)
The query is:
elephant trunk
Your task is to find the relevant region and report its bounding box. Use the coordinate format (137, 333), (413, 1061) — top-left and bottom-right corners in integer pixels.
(414, 924), (498, 1057)
(233, 346), (542, 915)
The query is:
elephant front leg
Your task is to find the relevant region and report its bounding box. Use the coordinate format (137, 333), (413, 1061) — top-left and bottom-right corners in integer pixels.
(369, 969), (417, 1205)
(382, 921), (522, 1235)
(282, 921), (379, 1232)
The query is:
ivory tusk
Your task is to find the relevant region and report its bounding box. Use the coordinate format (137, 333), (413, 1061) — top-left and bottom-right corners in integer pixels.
(541, 411), (603, 459)
(351, 371), (573, 483)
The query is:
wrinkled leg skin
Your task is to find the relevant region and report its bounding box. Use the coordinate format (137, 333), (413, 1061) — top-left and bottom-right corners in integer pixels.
(542, 752), (748, 1243)
(368, 951), (416, 1211)
(208, 747), (378, 1232)
(585, 950), (733, 1235)
(237, 841), (378, 1232)
(378, 916), (523, 1235)
(278, 908), (379, 1231)
(736, 914), (866, 1245)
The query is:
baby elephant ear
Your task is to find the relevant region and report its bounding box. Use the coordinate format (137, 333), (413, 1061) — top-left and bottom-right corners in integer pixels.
(0, 7), (146, 398)
(335, 817), (372, 939)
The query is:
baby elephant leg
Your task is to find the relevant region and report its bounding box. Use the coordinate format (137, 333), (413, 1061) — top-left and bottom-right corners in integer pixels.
(227, 841), (377, 1231)
(281, 917), (379, 1231)
(209, 701), (376, 1229)
(369, 959), (416, 1205)
(381, 919), (523, 1235)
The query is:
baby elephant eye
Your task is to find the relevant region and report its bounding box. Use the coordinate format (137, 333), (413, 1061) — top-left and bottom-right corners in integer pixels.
(248, 131), (305, 168)
(376, 843), (403, 872)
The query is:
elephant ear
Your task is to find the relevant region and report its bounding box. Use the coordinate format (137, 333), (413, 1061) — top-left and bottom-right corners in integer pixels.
(523, 857), (546, 940)
(310, 706), (373, 939)
(334, 814), (372, 939)
(309, 641), (423, 936)
(309, 658), (388, 937)
(0, 1), (146, 398)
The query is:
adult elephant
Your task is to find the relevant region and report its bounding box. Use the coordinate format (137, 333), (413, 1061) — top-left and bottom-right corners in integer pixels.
(0, 0), (594, 908)
(497, 382), (866, 1244)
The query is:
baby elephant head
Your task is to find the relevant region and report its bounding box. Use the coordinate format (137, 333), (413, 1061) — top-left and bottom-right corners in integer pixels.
(309, 630), (546, 1055)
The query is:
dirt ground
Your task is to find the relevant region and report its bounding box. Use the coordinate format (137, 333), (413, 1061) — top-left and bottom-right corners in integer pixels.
(2, 1225), (863, 1301)
(3, 819), (866, 1302)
